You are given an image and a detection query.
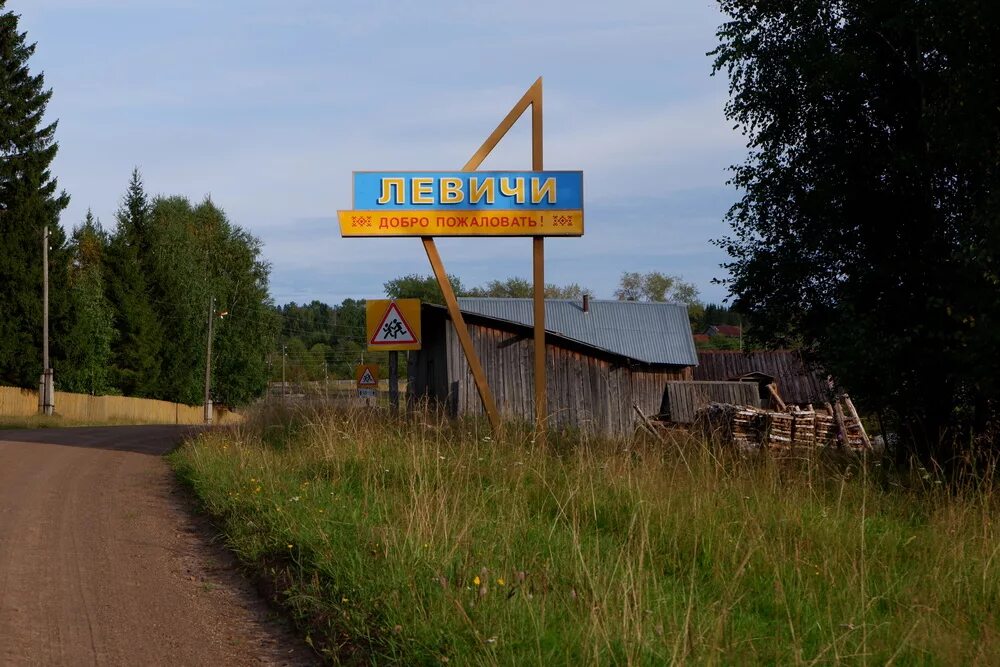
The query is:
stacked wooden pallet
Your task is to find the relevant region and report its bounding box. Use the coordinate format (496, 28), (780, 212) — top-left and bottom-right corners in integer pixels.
(790, 408), (817, 447)
(814, 413), (837, 447)
(733, 407), (762, 449)
(764, 411), (794, 449)
(693, 394), (871, 451)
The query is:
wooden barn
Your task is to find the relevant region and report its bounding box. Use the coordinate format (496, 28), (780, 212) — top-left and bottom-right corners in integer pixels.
(407, 297), (698, 436)
(693, 349), (829, 407)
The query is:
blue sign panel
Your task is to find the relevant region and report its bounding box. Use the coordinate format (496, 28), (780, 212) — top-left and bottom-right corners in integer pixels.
(352, 171), (583, 211)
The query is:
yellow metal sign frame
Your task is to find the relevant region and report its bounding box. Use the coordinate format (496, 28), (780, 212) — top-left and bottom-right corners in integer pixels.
(421, 77), (550, 441)
(366, 299), (422, 351)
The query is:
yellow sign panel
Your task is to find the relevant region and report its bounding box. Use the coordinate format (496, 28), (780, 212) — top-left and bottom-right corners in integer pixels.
(366, 299), (422, 351)
(355, 364), (379, 388)
(339, 210), (583, 237)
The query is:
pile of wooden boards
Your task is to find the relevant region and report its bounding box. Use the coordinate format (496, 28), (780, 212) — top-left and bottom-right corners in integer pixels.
(694, 394), (871, 451)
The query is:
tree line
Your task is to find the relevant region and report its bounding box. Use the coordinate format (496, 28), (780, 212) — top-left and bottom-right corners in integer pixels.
(275, 272), (742, 384)
(1, 9), (275, 407)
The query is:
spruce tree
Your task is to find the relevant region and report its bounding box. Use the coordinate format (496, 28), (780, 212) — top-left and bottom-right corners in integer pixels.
(61, 210), (113, 394)
(105, 168), (163, 396)
(0, 4), (70, 387)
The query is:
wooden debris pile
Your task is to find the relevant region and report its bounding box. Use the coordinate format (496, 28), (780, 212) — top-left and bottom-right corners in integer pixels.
(694, 393), (871, 451)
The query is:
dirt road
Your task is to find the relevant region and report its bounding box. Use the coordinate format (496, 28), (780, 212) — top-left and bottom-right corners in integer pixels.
(0, 426), (315, 666)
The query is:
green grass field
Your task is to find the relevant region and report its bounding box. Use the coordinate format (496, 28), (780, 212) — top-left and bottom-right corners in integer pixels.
(170, 405), (999, 665)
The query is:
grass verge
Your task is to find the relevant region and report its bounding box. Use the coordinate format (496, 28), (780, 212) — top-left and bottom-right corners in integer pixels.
(170, 405), (1000, 664)
(0, 414), (131, 429)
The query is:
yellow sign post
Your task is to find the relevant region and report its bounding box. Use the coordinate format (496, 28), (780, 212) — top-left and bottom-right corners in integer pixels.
(339, 78), (575, 443)
(366, 299), (421, 352)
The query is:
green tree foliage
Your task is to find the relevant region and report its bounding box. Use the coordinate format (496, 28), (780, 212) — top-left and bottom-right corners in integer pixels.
(0, 6), (71, 387)
(713, 0), (1000, 457)
(614, 271), (701, 304)
(614, 271), (704, 326)
(383, 273), (465, 304)
(274, 298), (386, 383)
(60, 211), (114, 394)
(465, 277), (589, 299)
(386, 273), (588, 301)
(103, 168), (163, 396)
(277, 300), (338, 348)
(144, 196), (276, 406)
(690, 302), (745, 336)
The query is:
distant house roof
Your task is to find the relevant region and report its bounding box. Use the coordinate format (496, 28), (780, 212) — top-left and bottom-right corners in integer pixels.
(452, 298), (698, 366)
(693, 349), (828, 404)
(692, 333), (710, 344)
(706, 324), (742, 338)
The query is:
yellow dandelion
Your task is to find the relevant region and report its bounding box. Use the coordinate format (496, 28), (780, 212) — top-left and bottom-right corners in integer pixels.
(497, 578), (505, 586)
(473, 576), (481, 586)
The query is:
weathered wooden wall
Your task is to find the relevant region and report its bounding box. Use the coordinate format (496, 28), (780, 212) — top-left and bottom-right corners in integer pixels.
(661, 381), (761, 424)
(0, 386), (240, 424)
(410, 312), (692, 436)
(694, 350), (826, 405)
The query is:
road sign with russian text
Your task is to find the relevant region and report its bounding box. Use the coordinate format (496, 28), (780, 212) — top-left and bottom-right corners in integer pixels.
(339, 171), (583, 237)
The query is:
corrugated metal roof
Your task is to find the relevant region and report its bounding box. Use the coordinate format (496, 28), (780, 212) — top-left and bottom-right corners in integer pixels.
(456, 298), (698, 366)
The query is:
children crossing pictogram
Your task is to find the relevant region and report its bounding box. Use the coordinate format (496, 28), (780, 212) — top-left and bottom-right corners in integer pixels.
(369, 302), (419, 346)
(358, 368), (376, 386)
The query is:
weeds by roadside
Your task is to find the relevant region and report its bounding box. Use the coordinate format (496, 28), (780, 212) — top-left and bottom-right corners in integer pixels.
(0, 415), (146, 429)
(171, 404), (1000, 665)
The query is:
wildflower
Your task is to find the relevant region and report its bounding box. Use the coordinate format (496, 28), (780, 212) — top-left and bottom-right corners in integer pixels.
(473, 576), (481, 586)
(290, 496), (300, 502)
(287, 543), (293, 549)
(497, 578), (505, 586)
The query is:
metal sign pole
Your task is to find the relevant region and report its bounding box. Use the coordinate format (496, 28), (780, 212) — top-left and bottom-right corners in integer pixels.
(531, 81), (546, 445)
(340, 77), (571, 440)
(454, 77), (547, 439)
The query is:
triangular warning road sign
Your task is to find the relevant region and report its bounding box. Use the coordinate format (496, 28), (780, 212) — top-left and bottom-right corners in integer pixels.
(359, 368), (376, 386)
(369, 302), (419, 345)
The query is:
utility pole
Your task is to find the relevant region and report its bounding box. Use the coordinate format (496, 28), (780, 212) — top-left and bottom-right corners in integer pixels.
(203, 295), (215, 424)
(282, 344), (287, 402)
(388, 351), (399, 415)
(40, 226), (53, 416)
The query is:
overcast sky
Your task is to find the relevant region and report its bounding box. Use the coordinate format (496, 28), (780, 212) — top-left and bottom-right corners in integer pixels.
(14, 0), (746, 306)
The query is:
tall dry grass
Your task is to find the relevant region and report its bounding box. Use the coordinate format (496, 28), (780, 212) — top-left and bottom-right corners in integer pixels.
(172, 404), (1000, 664)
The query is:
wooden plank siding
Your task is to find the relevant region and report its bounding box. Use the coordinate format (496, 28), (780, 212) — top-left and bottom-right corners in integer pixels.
(693, 350), (827, 405)
(409, 308), (693, 436)
(662, 381), (761, 424)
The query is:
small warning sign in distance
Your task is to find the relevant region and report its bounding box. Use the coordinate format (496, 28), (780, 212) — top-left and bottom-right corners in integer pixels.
(366, 299), (421, 351)
(355, 364), (379, 389)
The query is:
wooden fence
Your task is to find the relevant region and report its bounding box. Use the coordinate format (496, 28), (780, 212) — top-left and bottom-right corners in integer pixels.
(661, 381), (761, 424)
(0, 386), (239, 425)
